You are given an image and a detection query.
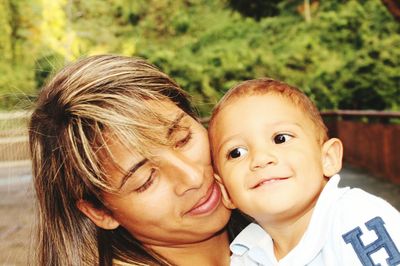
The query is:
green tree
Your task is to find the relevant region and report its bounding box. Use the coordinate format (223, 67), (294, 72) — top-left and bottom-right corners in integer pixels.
(0, 0), (399, 113)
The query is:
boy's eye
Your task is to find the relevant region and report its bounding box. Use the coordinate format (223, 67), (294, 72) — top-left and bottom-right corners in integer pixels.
(274, 134), (293, 144)
(228, 147), (248, 159)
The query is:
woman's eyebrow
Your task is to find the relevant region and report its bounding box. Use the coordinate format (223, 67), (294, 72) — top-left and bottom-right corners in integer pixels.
(167, 112), (186, 138)
(119, 158), (148, 189)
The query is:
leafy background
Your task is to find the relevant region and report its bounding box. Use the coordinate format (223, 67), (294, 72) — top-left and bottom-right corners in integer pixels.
(0, 0), (399, 116)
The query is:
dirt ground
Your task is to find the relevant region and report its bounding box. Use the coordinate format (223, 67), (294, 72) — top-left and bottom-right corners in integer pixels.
(0, 162), (33, 266)
(0, 180), (34, 265)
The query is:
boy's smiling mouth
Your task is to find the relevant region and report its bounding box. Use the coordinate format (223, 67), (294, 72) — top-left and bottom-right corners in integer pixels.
(250, 177), (290, 189)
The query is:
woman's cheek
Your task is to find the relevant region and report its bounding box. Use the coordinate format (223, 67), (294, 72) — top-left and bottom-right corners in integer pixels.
(194, 131), (213, 165)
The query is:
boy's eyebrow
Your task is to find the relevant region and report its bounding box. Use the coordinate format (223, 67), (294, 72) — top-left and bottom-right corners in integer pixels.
(119, 158), (148, 189)
(216, 134), (241, 154)
(167, 112), (186, 138)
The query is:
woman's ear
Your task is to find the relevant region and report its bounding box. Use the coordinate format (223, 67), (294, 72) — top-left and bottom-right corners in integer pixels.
(76, 200), (120, 230)
(214, 174), (236, 210)
(321, 138), (343, 177)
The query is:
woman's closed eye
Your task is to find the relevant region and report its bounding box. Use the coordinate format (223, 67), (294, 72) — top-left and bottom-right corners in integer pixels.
(174, 130), (193, 149)
(273, 133), (293, 144)
(135, 168), (156, 193)
(227, 147), (248, 160)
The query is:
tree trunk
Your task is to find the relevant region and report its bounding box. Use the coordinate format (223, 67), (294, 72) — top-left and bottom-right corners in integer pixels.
(304, 0), (311, 23)
(381, 0), (400, 22)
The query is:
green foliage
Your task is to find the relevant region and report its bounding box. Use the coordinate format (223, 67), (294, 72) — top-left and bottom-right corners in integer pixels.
(0, 0), (12, 61)
(34, 53), (64, 89)
(0, 0), (41, 109)
(136, 0), (399, 115)
(0, 0), (399, 114)
(228, 0), (283, 20)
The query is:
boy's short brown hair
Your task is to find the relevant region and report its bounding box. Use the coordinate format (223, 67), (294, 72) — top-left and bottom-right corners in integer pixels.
(209, 78), (328, 144)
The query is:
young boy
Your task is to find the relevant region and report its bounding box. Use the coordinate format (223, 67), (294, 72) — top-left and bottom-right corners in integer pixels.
(208, 78), (400, 266)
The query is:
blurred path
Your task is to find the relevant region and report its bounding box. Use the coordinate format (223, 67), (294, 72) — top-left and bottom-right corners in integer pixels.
(0, 164), (399, 265)
(0, 161), (34, 266)
(339, 164), (400, 211)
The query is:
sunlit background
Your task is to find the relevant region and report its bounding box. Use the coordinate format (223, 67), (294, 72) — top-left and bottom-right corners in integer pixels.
(0, 0), (399, 265)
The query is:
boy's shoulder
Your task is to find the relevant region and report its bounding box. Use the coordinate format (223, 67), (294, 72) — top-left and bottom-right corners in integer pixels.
(317, 174), (399, 226)
(334, 185), (399, 223)
(330, 182), (399, 237)
(323, 177), (400, 265)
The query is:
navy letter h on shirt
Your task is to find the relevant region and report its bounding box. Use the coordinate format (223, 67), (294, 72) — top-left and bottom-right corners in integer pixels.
(342, 216), (400, 266)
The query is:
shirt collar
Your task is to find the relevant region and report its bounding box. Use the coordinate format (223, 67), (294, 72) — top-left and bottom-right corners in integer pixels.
(229, 174), (347, 264)
(290, 174), (347, 263)
(230, 222), (269, 256)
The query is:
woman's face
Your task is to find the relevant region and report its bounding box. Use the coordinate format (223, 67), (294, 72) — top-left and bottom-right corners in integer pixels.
(102, 100), (230, 247)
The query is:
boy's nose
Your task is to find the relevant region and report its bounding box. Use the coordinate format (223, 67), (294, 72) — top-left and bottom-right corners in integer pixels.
(249, 148), (278, 171)
(163, 151), (204, 195)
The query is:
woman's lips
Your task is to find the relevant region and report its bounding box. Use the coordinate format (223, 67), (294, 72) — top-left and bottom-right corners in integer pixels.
(186, 182), (221, 216)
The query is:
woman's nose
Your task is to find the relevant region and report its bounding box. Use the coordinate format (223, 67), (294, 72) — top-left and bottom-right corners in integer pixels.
(249, 147), (278, 171)
(163, 151), (204, 195)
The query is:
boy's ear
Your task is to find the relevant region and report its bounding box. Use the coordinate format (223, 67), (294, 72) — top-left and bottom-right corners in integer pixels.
(321, 138), (343, 177)
(76, 200), (120, 230)
(214, 174), (237, 210)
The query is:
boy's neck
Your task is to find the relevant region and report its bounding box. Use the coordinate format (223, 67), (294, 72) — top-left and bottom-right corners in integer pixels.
(149, 229), (230, 266)
(260, 201), (316, 261)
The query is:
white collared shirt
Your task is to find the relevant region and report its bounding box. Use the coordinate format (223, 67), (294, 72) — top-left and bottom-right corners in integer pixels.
(230, 175), (400, 266)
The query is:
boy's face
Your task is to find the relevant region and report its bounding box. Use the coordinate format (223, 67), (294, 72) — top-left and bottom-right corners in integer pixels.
(211, 93), (328, 226)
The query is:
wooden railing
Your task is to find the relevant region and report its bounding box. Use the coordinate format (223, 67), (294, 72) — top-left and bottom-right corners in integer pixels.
(322, 110), (400, 185)
(0, 111), (30, 162)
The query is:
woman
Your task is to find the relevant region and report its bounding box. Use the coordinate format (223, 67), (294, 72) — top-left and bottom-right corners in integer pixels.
(29, 55), (248, 265)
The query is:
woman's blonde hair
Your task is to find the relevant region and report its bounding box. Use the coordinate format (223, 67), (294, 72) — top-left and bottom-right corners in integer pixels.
(29, 55), (196, 265)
